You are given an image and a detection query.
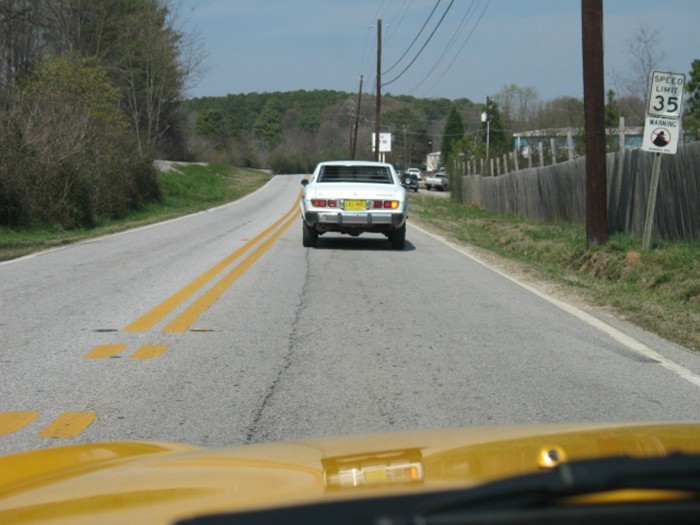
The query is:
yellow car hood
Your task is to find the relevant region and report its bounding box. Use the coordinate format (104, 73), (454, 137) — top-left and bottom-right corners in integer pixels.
(1, 422), (700, 525)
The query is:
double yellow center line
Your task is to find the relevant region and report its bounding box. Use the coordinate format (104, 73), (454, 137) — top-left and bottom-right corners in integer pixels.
(123, 195), (300, 334)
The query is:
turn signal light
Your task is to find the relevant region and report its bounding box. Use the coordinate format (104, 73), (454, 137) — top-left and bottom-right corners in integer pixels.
(372, 200), (400, 209)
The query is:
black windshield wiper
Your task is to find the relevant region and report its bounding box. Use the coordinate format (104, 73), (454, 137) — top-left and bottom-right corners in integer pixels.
(386, 453), (700, 524)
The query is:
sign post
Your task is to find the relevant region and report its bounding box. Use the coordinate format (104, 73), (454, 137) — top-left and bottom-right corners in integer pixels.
(641, 71), (685, 249)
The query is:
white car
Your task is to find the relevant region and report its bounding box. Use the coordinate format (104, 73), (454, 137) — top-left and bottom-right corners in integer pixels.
(407, 167), (422, 180)
(300, 160), (408, 249)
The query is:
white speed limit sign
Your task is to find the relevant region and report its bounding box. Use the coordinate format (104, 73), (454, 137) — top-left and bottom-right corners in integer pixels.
(647, 71), (686, 118)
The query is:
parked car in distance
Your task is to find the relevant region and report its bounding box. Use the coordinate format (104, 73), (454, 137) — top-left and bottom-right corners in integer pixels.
(406, 167), (422, 180)
(425, 169), (448, 191)
(300, 160), (408, 250)
(400, 171), (419, 192)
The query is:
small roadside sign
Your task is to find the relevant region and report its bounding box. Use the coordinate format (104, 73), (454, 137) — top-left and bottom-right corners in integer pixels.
(642, 116), (680, 154)
(642, 71), (686, 155)
(646, 71), (685, 118)
(641, 71), (686, 249)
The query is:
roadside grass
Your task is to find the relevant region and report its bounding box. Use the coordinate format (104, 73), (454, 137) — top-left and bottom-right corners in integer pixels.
(0, 163), (272, 261)
(409, 194), (700, 352)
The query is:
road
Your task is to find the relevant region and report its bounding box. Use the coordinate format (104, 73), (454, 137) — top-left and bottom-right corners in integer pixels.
(2, 174), (700, 455)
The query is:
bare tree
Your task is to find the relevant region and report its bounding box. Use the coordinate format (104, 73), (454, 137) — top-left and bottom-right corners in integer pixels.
(612, 22), (667, 123)
(493, 84), (540, 132)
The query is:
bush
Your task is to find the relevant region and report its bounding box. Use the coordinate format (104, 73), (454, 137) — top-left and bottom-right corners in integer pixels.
(0, 56), (162, 229)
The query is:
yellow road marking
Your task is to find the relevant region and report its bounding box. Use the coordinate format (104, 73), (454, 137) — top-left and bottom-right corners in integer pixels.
(0, 412), (39, 436)
(130, 344), (168, 359)
(123, 196), (301, 333)
(163, 210), (298, 332)
(84, 344), (126, 359)
(37, 412), (96, 438)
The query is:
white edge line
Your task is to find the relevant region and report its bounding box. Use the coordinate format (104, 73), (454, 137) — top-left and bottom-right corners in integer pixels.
(409, 222), (700, 389)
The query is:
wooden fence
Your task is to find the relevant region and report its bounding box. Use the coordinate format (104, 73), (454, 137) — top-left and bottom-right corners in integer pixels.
(455, 141), (700, 242)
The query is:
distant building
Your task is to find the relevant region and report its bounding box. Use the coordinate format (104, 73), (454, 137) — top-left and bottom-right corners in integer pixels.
(426, 151), (441, 172)
(512, 127), (645, 158)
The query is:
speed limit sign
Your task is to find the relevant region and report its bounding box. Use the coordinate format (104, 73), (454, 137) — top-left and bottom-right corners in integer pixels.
(643, 71), (686, 154)
(647, 71), (686, 118)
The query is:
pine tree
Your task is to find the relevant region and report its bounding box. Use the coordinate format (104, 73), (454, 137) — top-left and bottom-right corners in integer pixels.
(440, 106), (464, 165)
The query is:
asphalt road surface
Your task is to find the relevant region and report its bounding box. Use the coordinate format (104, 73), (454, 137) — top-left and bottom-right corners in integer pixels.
(2, 174), (700, 455)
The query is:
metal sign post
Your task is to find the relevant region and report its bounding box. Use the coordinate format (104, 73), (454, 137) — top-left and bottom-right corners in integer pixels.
(641, 71), (686, 250)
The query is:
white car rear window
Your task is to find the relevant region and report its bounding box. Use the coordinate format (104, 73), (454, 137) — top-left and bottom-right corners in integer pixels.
(318, 165), (392, 184)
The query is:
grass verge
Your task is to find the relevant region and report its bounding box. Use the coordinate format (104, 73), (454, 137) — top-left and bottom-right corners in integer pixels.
(409, 193), (700, 352)
(0, 163), (272, 261)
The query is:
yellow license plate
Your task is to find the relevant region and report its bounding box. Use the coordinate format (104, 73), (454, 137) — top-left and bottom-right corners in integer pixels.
(344, 199), (366, 211)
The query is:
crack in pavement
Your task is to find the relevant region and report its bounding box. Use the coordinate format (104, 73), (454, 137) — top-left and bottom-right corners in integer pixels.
(243, 248), (312, 444)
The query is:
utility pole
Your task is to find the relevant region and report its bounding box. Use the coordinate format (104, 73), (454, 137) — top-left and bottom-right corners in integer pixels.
(374, 18), (382, 162)
(581, 0), (608, 247)
(481, 98), (491, 175)
(351, 75), (363, 160)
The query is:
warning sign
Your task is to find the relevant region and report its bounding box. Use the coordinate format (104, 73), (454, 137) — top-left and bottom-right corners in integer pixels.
(642, 117), (680, 154)
(642, 71), (685, 155)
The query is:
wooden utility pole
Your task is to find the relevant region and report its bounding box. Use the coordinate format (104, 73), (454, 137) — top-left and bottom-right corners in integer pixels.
(374, 18), (382, 161)
(581, 0), (608, 247)
(351, 75), (363, 160)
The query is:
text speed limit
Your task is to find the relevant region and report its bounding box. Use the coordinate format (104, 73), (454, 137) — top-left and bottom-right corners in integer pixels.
(647, 72), (686, 119)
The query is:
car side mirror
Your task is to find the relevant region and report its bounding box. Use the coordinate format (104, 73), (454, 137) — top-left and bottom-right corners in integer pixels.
(301, 179), (309, 187)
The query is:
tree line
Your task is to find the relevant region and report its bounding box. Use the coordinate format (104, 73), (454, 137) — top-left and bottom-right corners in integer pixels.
(183, 90), (477, 174)
(183, 86), (657, 176)
(0, 0), (192, 230)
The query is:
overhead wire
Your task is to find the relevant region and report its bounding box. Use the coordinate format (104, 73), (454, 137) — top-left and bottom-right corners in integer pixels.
(420, 0), (490, 96)
(381, 0), (455, 88)
(384, 0), (414, 45)
(383, 0), (440, 75)
(408, 0), (481, 94)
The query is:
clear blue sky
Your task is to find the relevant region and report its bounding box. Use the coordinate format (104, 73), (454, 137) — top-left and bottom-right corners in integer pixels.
(174, 0), (699, 103)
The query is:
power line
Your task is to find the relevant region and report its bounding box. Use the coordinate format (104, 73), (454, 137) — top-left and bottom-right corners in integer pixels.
(383, 0), (441, 75)
(381, 0), (455, 88)
(384, 0), (415, 45)
(408, 0), (480, 93)
(420, 0), (490, 97)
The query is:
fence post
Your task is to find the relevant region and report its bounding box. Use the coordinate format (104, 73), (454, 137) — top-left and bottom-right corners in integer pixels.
(550, 138), (557, 164)
(567, 130), (574, 161)
(538, 142), (544, 167)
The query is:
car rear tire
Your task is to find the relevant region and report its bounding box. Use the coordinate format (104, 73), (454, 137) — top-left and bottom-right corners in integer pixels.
(302, 221), (318, 247)
(389, 224), (406, 250)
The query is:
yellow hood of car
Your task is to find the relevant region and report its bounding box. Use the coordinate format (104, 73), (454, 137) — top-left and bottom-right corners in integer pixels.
(1, 422), (700, 525)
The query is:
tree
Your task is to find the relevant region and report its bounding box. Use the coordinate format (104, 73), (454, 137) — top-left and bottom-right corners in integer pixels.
(7, 55), (159, 228)
(685, 59), (700, 137)
(253, 97), (284, 147)
(534, 96), (585, 129)
(613, 22), (666, 123)
(440, 106), (464, 165)
(50, 0), (189, 158)
(605, 89), (625, 127)
(492, 84), (540, 132)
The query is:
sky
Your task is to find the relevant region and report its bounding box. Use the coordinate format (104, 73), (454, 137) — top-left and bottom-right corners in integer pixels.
(173, 0), (699, 103)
